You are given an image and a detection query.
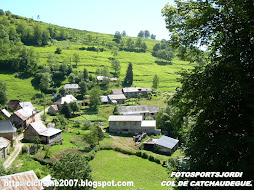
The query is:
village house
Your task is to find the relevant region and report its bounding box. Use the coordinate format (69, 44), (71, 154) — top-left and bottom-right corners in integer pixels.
(108, 115), (161, 134)
(111, 89), (123, 95)
(24, 121), (62, 144)
(117, 105), (160, 119)
(0, 137), (11, 160)
(0, 170), (42, 190)
(9, 107), (35, 128)
(122, 87), (152, 98)
(54, 95), (77, 109)
(19, 101), (36, 111)
(96, 76), (117, 84)
(100, 96), (109, 104)
(107, 94), (126, 104)
(64, 84), (80, 94)
(48, 105), (59, 115)
(143, 135), (179, 153)
(0, 120), (17, 145)
(0, 109), (11, 119)
(7, 100), (20, 111)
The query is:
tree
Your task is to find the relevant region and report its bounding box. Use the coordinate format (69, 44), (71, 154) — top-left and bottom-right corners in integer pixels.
(42, 29), (50, 45)
(0, 81), (7, 106)
(141, 42), (147, 51)
(144, 30), (150, 38)
(69, 101), (80, 114)
(152, 74), (159, 89)
(137, 30), (145, 38)
(135, 38), (142, 49)
(157, 49), (174, 61)
(162, 0), (254, 186)
(52, 152), (92, 190)
(55, 47), (62, 54)
(58, 86), (65, 96)
(73, 53), (80, 67)
(39, 73), (52, 92)
(33, 136), (41, 151)
(89, 87), (101, 110)
(79, 81), (87, 98)
(33, 24), (42, 45)
(60, 102), (71, 118)
(121, 30), (126, 36)
(111, 46), (118, 57)
(83, 68), (89, 80)
(114, 31), (122, 43)
(124, 62), (133, 86)
(111, 59), (121, 77)
(151, 34), (156, 39)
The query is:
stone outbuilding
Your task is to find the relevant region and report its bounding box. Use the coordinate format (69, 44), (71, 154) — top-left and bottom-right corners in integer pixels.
(9, 107), (35, 128)
(0, 120), (17, 145)
(0, 137), (11, 160)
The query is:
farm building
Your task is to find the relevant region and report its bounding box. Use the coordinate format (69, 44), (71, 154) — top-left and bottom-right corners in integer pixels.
(48, 105), (59, 115)
(54, 95), (77, 108)
(9, 107), (35, 128)
(117, 105), (160, 119)
(0, 109), (11, 119)
(0, 137), (10, 160)
(108, 115), (160, 134)
(122, 87), (152, 98)
(0, 170), (42, 190)
(24, 121), (62, 144)
(64, 84), (80, 94)
(7, 100), (20, 111)
(0, 120), (17, 145)
(108, 94), (126, 104)
(19, 102), (36, 111)
(143, 135), (179, 153)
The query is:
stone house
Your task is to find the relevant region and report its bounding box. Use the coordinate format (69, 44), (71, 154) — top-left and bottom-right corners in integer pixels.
(9, 107), (35, 128)
(48, 105), (59, 115)
(54, 95), (77, 109)
(0, 137), (11, 160)
(24, 121), (62, 144)
(122, 87), (152, 98)
(108, 115), (161, 134)
(107, 94), (126, 104)
(0, 120), (17, 145)
(117, 105), (160, 119)
(7, 100), (21, 111)
(96, 76), (117, 84)
(64, 84), (80, 94)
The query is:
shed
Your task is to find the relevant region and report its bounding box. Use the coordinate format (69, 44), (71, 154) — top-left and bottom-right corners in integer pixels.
(155, 135), (179, 153)
(0, 120), (17, 145)
(48, 105), (59, 115)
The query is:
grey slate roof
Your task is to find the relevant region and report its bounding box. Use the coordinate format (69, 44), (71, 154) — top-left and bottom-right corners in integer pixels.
(111, 89), (123, 95)
(117, 105), (159, 115)
(108, 115), (143, 121)
(108, 94), (126, 100)
(0, 120), (17, 133)
(64, 84), (80, 89)
(19, 102), (36, 111)
(155, 135), (179, 149)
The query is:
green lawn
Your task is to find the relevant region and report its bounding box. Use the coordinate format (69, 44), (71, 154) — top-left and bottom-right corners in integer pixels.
(90, 150), (170, 190)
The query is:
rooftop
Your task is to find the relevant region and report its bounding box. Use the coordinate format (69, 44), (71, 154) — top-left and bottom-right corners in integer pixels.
(50, 105), (59, 111)
(0, 120), (17, 133)
(55, 95), (77, 105)
(29, 122), (62, 137)
(40, 127), (62, 137)
(0, 137), (11, 148)
(108, 94), (126, 100)
(0, 170), (42, 190)
(14, 107), (34, 121)
(155, 136), (179, 149)
(111, 89), (123, 95)
(64, 83), (80, 89)
(122, 87), (152, 93)
(0, 109), (11, 118)
(117, 105), (159, 115)
(19, 102), (36, 111)
(108, 115), (143, 122)
(100, 96), (108, 103)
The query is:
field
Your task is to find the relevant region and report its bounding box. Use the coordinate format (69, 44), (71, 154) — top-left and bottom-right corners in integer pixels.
(90, 150), (170, 190)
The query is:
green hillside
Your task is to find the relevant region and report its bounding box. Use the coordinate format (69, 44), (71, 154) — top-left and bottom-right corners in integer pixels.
(0, 11), (196, 102)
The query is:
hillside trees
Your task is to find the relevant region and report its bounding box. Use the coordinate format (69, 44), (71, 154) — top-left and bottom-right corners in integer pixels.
(162, 0), (254, 186)
(152, 74), (159, 89)
(111, 59), (121, 77)
(0, 81), (8, 106)
(79, 81), (87, 98)
(152, 41), (174, 62)
(89, 87), (101, 110)
(73, 53), (80, 67)
(123, 62), (133, 86)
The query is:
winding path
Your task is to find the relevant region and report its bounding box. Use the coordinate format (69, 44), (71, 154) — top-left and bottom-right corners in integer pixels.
(3, 134), (23, 169)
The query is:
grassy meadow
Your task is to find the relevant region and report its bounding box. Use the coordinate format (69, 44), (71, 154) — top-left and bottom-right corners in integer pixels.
(90, 150), (170, 190)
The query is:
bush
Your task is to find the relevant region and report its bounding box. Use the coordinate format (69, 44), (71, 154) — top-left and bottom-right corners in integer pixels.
(55, 47), (62, 54)
(154, 158), (161, 164)
(31, 157), (53, 166)
(85, 150), (96, 161)
(113, 147), (135, 155)
(136, 151), (142, 157)
(22, 146), (28, 154)
(141, 152), (148, 159)
(148, 155), (155, 162)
